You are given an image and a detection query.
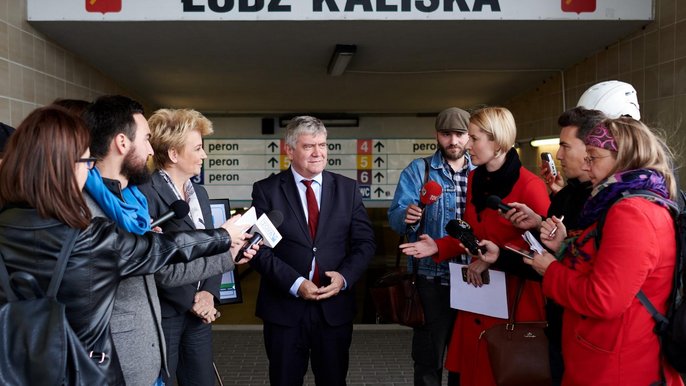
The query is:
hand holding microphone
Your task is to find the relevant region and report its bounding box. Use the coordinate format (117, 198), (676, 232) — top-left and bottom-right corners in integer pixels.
(235, 210), (284, 263)
(405, 181), (442, 226)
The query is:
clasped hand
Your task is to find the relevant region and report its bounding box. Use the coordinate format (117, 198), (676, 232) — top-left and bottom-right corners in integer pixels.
(298, 271), (345, 301)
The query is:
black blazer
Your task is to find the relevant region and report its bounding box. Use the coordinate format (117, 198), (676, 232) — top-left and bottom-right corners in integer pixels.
(139, 171), (225, 317)
(249, 169), (376, 327)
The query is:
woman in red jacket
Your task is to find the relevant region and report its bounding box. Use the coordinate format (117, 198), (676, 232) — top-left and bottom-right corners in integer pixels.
(523, 117), (683, 385)
(401, 106), (550, 386)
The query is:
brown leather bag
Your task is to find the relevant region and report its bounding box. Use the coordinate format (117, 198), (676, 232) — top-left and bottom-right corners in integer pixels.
(480, 280), (551, 386)
(369, 263), (424, 327)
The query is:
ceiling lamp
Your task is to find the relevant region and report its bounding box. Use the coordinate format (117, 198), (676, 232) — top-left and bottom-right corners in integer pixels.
(530, 137), (560, 147)
(327, 44), (357, 76)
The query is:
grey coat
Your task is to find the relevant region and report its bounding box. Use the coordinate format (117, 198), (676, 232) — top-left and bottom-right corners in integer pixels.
(85, 191), (231, 386)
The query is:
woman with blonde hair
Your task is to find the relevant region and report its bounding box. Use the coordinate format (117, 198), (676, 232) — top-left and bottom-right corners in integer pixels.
(139, 108), (228, 386)
(401, 107), (550, 385)
(524, 117), (683, 385)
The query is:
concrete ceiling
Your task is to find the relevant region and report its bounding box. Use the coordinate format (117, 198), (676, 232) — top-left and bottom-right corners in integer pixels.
(29, 19), (649, 114)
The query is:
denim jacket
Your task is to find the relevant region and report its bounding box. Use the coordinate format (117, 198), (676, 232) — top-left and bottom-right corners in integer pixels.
(388, 150), (473, 281)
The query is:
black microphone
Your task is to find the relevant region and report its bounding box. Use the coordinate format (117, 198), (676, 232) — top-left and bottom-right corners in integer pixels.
(486, 195), (513, 212)
(150, 200), (190, 228)
(235, 210), (284, 263)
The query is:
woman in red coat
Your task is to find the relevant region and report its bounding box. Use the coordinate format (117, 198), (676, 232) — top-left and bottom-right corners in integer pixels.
(401, 106), (550, 386)
(523, 118), (683, 385)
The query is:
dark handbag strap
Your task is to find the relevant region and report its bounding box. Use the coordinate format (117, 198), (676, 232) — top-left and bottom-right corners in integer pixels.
(507, 279), (528, 325)
(397, 156), (432, 273)
(0, 228), (79, 301)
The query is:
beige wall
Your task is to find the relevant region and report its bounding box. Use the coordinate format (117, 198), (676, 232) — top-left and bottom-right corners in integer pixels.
(0, 0), (141, 128)
(508, 0), (686, 187)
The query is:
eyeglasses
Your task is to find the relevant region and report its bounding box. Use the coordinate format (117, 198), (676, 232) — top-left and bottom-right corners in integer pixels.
(78, 157), (97, 170)
(583, 154), (612, 165)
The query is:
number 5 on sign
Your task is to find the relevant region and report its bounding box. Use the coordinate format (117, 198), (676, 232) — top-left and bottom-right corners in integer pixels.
(357, 155), (372, 170)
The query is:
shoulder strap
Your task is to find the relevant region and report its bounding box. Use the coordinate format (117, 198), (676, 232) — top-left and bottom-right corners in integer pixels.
(593, 190), (677, 250)
(637, 290), (670, 332)
(398, 157), (433, 270)
(610, 190), (685, 332)
(46, 228), (80, 298)
(0, 250), (18, 302)
(0, 228), (78, 301)
(415, 156), (432, 236)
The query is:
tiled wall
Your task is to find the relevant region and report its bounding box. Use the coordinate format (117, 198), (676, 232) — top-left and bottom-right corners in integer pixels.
(507, 0), (686, 183)
(0, 0), (138, 127)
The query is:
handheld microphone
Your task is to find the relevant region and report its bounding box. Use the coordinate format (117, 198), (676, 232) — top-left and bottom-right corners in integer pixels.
(150, 200), (190, 228)
(235, 210), (284, 263)
(409, 181), (443, 231)
(445, 219), (487, 254)
(419, 180), (443, 207)
(485, 195), (513, 212)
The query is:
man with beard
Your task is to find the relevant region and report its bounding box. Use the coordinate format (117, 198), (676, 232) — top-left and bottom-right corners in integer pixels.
(82, 95), (237, 386)
(388, 107), (473, 386)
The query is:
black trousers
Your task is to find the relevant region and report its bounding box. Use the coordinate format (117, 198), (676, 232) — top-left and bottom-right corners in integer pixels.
(263, 303), (353, 386)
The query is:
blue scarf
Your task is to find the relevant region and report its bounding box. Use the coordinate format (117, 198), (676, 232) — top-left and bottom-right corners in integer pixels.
(85, 168), (151, 235)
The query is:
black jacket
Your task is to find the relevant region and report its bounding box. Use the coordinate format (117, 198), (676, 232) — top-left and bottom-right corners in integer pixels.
(0, 207), (231, 385)
(138, 171), (227, 317)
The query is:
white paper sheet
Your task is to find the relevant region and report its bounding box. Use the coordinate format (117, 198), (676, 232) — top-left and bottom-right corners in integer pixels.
(449, 263), (509, 319)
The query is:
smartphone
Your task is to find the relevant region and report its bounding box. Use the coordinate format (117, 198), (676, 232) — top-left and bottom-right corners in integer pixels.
(541, 152), (558, 177)
(504, 244), (534, 260)
(461, 266), (490, 285)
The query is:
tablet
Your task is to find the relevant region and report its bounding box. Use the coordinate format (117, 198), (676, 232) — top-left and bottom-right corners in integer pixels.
(209, 199), (243, 304)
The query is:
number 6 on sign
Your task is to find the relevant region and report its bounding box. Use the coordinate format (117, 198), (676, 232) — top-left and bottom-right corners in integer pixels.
(358, 170), (370, 184)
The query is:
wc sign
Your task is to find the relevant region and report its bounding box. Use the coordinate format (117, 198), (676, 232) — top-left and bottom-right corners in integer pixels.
(562, 0), (596, 13)
(86, 0), (121, 13)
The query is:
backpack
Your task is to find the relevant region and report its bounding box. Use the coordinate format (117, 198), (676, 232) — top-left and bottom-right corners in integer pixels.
(0, 229), (108, 385)
(593, 189), (686, 373)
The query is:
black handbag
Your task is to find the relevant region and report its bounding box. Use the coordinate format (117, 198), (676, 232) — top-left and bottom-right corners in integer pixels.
(0, 229), (108, 385)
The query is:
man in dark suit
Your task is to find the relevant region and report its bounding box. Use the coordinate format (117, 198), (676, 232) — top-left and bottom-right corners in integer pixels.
(250, 116), (376, 386)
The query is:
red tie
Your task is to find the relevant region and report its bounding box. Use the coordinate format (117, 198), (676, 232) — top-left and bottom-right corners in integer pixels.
(302, 180), (319, 239)
(302, 179), (320, 286)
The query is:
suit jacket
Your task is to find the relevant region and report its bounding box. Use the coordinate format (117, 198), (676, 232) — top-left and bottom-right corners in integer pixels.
(249, 169), (375, 327)
(85, 188), (231, 386)
(139, 171), (230, 317)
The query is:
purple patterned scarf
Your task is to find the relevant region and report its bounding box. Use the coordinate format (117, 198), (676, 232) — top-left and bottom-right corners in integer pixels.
(577, 168), (671, 229)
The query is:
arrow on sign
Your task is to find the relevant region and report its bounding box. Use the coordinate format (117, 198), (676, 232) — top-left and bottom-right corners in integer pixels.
(374, 157), (385, 167)
(374, 142), (385, 152)
(374, 187), (385, 198)
(268, 157), (279, 167)
(267, 142), (278, 152)
(374, 172), (384, 183)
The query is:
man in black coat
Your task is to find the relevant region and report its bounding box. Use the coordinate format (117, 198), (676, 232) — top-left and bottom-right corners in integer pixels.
(249, 116), (376, 386)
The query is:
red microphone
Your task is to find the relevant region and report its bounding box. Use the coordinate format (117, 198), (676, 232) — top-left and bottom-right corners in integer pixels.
(409, 181), (443, 231)
(419, 180), (443, 207)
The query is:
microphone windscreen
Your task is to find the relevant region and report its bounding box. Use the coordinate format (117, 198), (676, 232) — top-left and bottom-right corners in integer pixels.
(267, 210), (284, 228)
(170, 200), (190, 219)
(419, 181), (443, 205)
(485, 195), (502, 211)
